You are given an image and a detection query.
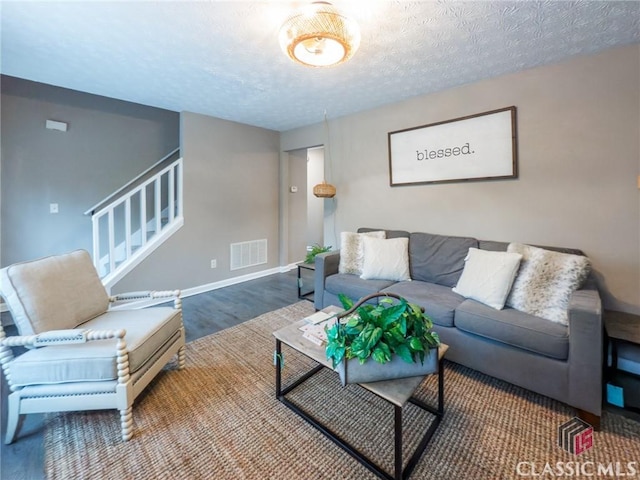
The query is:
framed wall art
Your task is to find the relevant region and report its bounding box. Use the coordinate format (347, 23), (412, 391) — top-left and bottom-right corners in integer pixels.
(388, 106), (517, 186)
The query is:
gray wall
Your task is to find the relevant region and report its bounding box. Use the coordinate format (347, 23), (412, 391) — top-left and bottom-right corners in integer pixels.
(0, 75), (179, 266)
(281, 44), (640, 314)
(113, 111), (280, 293)
(287, 148), (308, 264)
(306, 147), (325, 248)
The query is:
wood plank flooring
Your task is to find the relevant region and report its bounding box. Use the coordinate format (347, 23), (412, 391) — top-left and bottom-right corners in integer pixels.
(0, 270), (301, 480)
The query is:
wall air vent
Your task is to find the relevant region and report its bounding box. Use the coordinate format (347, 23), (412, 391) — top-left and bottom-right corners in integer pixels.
(230, 239), (267, 271)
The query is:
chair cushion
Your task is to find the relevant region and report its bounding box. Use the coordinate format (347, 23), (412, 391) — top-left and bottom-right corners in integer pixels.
(381, 281), (465, 327)
(455, 299), (569, 360)
(0, 250), (109, 335)
(8, 307), (182, 387)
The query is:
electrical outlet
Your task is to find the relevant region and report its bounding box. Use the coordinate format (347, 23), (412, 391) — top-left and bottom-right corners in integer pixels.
(210, 259), (217, 269)
(50, 203), (59, 214)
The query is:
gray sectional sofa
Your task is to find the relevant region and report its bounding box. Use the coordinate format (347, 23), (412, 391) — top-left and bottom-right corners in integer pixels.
(314, 228), (603, 426)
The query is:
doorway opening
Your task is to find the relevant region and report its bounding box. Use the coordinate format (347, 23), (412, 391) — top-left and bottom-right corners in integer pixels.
(287, 146), (325, 264)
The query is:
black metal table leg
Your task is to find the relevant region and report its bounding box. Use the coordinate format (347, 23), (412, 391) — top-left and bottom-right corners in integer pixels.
(275, 339), (282, 398)
(394, 405), (403, 480)
(275, 342), (445, 480)
(438, 358), (444, 415)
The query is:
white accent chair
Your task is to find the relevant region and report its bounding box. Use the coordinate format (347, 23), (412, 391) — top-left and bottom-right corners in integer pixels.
(0, 250), (186, 443)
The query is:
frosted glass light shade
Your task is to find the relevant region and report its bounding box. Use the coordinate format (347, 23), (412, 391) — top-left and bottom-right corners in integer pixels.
(279, 2), (360, 68)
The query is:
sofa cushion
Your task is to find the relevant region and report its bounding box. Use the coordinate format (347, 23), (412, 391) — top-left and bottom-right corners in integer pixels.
(506, 243), (591, 326)
(338, 231), (386, 276)
(361, 237), (411, 282)
(455, 299), (569, 360)
(453, 248), (523, 310)
(325, 274), (397, 304)
(382, 280), (465, 327)
(409, 232), (478, 287)
(0, 250), (109, 336)
(9, 307), (182, 387)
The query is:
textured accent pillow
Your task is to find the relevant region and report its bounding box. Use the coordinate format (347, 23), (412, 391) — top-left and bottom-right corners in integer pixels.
(360, 237), (411, 282)
(506, 243), (591, 325)
(338, 231), (386, 275)
(452, 248), (523, 310)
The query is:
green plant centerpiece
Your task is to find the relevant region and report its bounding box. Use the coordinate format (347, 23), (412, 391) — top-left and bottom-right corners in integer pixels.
(304, 244), (332, 264)
(325, 292), (440, 385)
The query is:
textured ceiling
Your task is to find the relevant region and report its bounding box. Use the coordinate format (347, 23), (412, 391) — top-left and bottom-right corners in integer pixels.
(1, 1), (639, 132)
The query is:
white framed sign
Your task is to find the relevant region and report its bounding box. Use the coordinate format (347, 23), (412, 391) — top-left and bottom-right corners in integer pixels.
(388, 106), (518, 186)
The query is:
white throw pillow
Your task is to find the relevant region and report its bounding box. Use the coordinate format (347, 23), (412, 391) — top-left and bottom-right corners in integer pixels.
(339, 231), (386, 276)
(506, 243), (591, 325)
(360, 237), (411, 282)
(452, 248), (523, 310)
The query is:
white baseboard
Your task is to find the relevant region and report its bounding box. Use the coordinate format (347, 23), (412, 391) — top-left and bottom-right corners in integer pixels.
(182, 264), (296, 298)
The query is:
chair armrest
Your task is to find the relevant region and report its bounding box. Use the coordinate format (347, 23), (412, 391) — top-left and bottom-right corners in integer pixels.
(567, 287), (603, 415)
(314, 251), (341, 310)
(110, 290), (181, 309)
(1, 328), (126, 348)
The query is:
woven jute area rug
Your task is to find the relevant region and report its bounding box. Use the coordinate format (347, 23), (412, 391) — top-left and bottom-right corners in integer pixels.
(45, 301), (640, 479)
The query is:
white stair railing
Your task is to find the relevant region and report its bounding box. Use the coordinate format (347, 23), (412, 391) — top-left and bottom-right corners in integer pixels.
(89, 157), (184, 289)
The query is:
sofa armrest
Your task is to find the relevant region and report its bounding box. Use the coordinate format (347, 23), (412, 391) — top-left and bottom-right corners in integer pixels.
(314, 251), (340, 310)
(567, 287), (603, 416)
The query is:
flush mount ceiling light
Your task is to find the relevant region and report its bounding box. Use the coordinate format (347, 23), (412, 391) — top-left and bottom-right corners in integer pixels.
(279, 1), (361, 68)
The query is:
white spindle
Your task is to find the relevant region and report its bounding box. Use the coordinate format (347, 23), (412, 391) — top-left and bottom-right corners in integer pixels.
(92, 215), (100, 272)
(154, 178), (161, 234)
(125, 197), (132, 259)
(176, 159), (183, 218)
(168, 167), (175, 223)
(141, 188), (147, 246)
(108, 209), (116, 275)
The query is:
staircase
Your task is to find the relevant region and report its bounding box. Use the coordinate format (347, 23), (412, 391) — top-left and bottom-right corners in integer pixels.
(85, 149), (184, 289)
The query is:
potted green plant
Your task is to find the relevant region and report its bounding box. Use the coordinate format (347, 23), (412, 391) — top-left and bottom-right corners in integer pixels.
(325, 292), (440, 385)
(304, 244), (332, 264)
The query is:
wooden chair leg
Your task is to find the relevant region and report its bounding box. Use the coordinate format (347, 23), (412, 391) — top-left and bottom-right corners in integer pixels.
(5, 393), (23, 444)
(178, 345), (186, 369)
(120, 406), (133, 441)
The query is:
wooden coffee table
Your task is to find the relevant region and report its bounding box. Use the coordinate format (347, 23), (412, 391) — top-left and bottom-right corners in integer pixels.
(273, 316), (447, 480)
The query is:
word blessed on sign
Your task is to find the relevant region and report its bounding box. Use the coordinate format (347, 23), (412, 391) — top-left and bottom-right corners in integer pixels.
(388, 107), (517, 186)
(416, 142), (474, 161)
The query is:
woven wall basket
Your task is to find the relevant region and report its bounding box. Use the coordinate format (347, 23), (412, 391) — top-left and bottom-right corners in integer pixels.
(313, 181), (336, 198)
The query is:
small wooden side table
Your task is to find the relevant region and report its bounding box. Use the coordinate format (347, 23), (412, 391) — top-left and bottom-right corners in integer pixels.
(604, 310), (640, 371)
(604, 310), (640, 411)
(296, 262), (315, 302)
